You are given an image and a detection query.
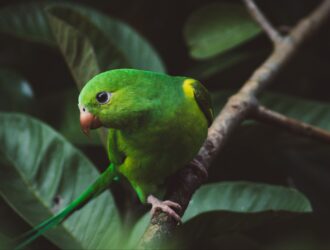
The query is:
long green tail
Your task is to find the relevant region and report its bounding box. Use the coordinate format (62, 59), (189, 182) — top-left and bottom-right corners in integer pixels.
(15, 164), (117, 250)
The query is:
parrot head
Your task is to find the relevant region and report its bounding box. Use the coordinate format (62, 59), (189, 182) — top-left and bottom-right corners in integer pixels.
(78, 69), (161, 135)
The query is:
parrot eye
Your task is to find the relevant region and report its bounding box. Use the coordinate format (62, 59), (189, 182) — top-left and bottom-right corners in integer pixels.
(96, 92), (111, 104)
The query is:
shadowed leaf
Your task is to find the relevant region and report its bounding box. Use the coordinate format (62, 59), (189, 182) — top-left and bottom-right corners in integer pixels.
(0, 113), (122, 249)
(0, 2), (165, 74)
(184, 2), (261, 59)
(172, 182), (311, 249)
(46, 6), (102, 88)
(183, 181), (311, 221)
(0, 3), (54, 45)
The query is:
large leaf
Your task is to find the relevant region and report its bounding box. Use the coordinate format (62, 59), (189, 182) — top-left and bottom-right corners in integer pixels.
(175, 212), (313, 250)
(127, 213), (150, 249)
(46, 4), (165, 86)
(0, 2), (165, 76)
(184, 3), (261, 59)
(76, 5), (166, 73)
(183, 181), (311, 222)
(172, 182), (311, 249)
(46, 6), (103, 89)
(0, 113), (122, 249)
(0, 197), (57, 250)
(0, 3), (54, 45)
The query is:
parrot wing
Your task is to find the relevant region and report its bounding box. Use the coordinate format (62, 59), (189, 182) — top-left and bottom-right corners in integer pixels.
(191, 80), (214, 126)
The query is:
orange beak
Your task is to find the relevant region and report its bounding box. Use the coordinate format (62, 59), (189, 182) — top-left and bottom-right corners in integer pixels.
(79, 108), (102, 135)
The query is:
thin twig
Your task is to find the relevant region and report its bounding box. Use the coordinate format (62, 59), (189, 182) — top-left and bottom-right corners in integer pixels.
(252, 105), (330, 144)
(240, 0), (330, 96)
(243, 0), (283, 45)
(139, 0), (330, 248)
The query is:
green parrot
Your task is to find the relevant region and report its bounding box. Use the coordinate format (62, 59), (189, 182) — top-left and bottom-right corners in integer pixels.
(16, 69), (213, 249)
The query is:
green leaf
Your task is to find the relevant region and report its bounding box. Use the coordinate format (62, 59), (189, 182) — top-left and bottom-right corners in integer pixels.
(48, 7), (102, 89)
(127, 213), (150, 249)
(173, 182), (311, 249)
(77, 5), (166, 73)
(0, 197), (57, 250)
(184, 3), (261, 59)
(0, 2), (165, 79)
(46, 4), (165, 87)
(0, 69), (35, 113)
(0, 113), (122, 249)
(0, 3), (54, 45)
(175, 212), (310, 250)
(183, 181), (311, 222)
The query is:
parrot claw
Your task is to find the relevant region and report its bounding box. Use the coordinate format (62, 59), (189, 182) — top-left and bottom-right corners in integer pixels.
(147, 195), (182, 223)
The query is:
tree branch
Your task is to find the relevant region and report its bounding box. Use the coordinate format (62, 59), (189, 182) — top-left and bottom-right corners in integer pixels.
(139, 0), (330, 248)
(243, 0), (283, 45)
(252, 105), (330, 144)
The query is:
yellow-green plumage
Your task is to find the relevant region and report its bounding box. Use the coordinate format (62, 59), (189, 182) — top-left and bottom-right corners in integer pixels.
(79, 69), (212, 202)
(16, 69), (212, 248)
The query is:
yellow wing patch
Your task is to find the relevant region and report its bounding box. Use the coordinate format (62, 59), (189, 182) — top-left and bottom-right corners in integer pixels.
(182, 79), (195, 98)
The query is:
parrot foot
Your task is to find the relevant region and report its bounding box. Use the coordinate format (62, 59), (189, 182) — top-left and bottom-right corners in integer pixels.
(147, 195), (182, 223)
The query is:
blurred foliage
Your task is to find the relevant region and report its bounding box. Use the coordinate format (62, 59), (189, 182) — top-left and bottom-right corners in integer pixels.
(183, 2), (261, 59)
(0, 0), (329, 249)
